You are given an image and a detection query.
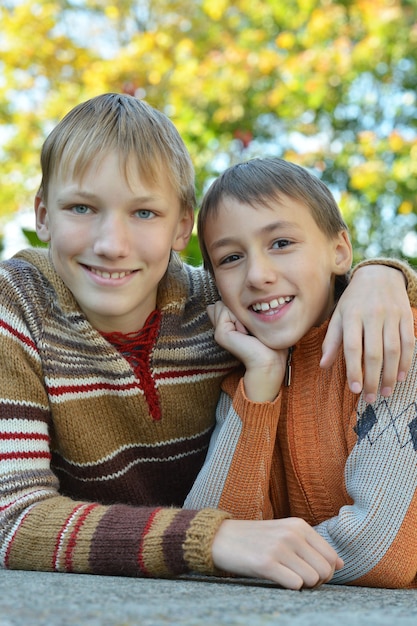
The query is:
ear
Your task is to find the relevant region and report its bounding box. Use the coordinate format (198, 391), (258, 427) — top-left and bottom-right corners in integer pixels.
(34, 193), (51, 243)
(172, 208), (195, 252)
(333, 230), (353, 275)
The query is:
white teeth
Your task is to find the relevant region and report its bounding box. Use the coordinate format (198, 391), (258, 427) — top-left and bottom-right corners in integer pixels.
(91, 268), (129, 279)
(252, 296), (292, 312)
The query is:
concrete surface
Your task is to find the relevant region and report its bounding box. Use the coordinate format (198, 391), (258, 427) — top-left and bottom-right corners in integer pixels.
(0, 569), (416, 625)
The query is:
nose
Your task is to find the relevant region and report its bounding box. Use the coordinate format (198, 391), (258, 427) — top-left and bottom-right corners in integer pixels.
(245, 251), (277, 289)
(93, 213), (130, 259)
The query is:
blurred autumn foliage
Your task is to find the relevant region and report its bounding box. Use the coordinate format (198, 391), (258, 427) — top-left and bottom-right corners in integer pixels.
(1, 0), (417, 263)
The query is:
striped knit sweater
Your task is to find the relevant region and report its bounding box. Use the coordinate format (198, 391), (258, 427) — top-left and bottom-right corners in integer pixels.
(0, 248), (237, 577)
(185, 310), (417, 588)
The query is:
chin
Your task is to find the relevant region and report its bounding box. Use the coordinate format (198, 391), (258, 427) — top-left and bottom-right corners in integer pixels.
(263, 332), (297, 351)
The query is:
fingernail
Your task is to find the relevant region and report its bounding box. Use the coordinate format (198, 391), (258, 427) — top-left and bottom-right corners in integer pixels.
(397, 371), (406, 382)
(381, 387), (392, 397)
(351, 382), (362, 394)
(365, 393), (376, 404)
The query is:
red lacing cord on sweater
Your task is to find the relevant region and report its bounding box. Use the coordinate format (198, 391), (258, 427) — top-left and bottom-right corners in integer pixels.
(101, 309), (162, 421)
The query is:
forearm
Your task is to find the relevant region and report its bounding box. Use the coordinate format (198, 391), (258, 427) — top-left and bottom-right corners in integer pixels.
(1, 480), (228, 577)
(0, 407), (228, 577)
(184, 376), (280, 520)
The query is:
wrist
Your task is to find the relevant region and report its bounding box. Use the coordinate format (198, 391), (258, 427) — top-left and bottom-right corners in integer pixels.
(353, 257), (414, 296)
(243, 368), (283, 402)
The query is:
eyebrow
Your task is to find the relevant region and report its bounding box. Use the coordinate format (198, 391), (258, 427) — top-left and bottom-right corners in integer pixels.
(208, 219), (299, 252)
(56, 190), (158, 204)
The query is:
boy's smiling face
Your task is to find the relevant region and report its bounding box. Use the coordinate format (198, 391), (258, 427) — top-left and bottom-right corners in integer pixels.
(204, 194), (352, 350)
(35, 151), (193, 333)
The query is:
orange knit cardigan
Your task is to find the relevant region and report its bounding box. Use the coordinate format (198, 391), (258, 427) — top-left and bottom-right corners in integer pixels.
(185, 310), (417, 588)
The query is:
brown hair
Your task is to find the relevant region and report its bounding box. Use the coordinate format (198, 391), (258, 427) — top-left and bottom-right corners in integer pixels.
(38, 93), (196, 213)
(197, 157), (348, 272)
(197, 157), (350, 296)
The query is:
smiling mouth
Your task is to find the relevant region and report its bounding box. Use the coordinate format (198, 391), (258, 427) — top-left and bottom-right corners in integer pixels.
(251, 296), (293, 312)
(89, 267), (134, 280)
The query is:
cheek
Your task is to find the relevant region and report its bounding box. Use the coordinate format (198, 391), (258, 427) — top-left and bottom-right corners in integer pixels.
(137, 235), (172, 263)
(49, 224), (88, 257)
(212, 270), (225, 294)
(213, 273), (237, 306)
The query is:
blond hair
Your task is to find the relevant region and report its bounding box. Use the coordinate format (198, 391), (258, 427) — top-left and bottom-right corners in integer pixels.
(38, 93), (196, 213)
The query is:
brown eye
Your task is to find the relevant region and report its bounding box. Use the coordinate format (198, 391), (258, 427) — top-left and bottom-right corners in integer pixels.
(273, 239), (291, 249)
(220, 253), (241, 265)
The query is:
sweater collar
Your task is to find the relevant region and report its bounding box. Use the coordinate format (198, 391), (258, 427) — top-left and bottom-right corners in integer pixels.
(292, 318), (332, 359)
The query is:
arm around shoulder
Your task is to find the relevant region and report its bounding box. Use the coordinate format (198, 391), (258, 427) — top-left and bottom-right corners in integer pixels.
(316, 329), (417, 588)
(323, 258), (416, 403)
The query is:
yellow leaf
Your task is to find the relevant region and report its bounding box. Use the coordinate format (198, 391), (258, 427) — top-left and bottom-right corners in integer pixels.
(388, 131), (405, 152)
(202, 0), (229, 21)
(105, 6), (119, 19)
(398, 201), (413, 215)
(276, 32), (296, 50)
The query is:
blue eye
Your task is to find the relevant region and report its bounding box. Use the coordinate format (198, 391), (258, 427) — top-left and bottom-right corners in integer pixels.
(136, 209), (155, 219)
(72, 205), (91, 214)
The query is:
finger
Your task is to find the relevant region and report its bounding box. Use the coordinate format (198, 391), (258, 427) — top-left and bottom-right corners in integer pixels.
(297, 550), (336, 587)
(210, 301), (232, 327)
(339, 314), (365, 396)
(264, 563), (304, 590)
(216, 300), (235, 322)
(322, 311), (368, 396)
(215, 305), (239, 334)
(263, 552), (323, 590)
(397, 311), (415, 382)
(361, 320), (384, 403)
(234, 318), (249, 335)
(282, 523), (340, 587)
(280, 546), (335, 589)
(207, 304), (215, 325)
(306, 529), (341, 567)
(320, 309), (343, 370)
(377, 319), (401, 397)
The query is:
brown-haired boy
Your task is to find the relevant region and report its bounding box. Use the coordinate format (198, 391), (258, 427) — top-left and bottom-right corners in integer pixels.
(186, 157), (417, 589)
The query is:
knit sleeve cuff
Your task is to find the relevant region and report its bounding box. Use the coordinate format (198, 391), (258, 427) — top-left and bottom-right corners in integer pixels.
(221, 374), (282, 428)
(352, 257), (417, 307)
(183, 508), (232, 575)
(233, 377), (282, 426)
